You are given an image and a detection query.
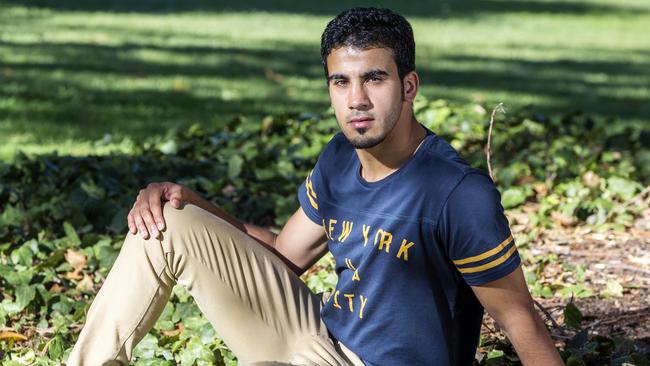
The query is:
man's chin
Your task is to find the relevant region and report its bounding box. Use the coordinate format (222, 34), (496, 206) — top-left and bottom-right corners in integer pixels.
(345, 133), (385, 149)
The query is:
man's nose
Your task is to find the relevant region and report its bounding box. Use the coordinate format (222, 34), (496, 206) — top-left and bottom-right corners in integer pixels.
(348, 82), (371, 110)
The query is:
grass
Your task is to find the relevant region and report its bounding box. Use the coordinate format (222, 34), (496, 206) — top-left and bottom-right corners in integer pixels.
(0, 0), (649, 161)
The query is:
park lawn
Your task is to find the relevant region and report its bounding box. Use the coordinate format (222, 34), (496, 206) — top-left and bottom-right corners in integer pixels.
(0, 0), (649, 160)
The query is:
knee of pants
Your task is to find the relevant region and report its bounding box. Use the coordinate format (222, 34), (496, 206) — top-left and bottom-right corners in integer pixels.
(159, 202), (226, 253)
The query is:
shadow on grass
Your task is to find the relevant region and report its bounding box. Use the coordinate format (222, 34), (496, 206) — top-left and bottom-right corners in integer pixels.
(4, 0), (648, 17)
(0, 39), (328, 143)
(418, 53), (650, 125)
(1, 0), (648, 152)
(2, 37), (648, 145)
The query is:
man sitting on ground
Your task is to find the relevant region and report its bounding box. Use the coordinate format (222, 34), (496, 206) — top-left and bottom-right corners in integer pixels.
(68, 7), (563, 366)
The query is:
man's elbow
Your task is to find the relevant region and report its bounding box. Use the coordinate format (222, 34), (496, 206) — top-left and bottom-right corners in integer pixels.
(496, 302), (545, 339)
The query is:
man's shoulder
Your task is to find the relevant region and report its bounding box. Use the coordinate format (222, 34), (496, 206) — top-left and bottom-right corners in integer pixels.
(323, 132), (352, 156)
(314, 132), (355, 169)
(414, 132), (473, 187)
(420, 132), (469, 170)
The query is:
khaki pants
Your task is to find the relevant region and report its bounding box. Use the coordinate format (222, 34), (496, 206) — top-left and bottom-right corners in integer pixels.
(67, 204), (364, 366)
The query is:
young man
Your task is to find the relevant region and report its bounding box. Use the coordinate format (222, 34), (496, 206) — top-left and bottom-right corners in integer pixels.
(68, 8), (563, 366)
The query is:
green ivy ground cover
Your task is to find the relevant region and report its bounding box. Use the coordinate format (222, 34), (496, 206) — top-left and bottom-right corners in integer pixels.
(0, 96), (648, 364)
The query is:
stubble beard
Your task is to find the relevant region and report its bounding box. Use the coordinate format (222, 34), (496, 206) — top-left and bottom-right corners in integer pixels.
(347, 128), (386, 149)
(344, 105), (402, 149)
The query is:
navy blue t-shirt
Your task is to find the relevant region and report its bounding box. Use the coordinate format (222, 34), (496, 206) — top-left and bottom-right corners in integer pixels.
(297, 130), (520, 366)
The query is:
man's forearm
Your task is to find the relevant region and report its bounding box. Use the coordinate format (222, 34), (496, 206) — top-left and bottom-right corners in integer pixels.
(183, 188), (277, 249)
(501, 310), (564, 365)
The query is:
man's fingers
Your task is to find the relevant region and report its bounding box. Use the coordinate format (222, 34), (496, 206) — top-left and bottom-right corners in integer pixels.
(134, 213), (150, 240)
(167, 185), (184, 209)
(140, 208), (159, 238)
(148, 195), (165, 231)
(170, 193), (183, 208)
(127, 212), (137, 234)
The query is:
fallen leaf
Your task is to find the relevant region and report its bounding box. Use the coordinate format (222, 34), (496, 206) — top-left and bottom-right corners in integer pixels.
(64, 269), (84, 281)
(582, 171), (601, 188)
(628, 256), (650, 265)
(64, 249), (87, 271)
(161, 322), (185, 337)
(551, 211), (576, 227)
(533, 182), (548, 196)
(48, 283), (64, 293)
(76, 273), (94, 292)
(0, 331), (28, 342)
(265, 68), (284, 83)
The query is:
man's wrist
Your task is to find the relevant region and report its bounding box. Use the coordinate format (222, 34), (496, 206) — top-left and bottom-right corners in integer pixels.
(179, 185), (193, 203)
(179, 185), (202, 207)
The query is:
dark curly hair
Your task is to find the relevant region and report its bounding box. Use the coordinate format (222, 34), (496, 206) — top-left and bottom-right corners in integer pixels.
(320, 7), (415, 82)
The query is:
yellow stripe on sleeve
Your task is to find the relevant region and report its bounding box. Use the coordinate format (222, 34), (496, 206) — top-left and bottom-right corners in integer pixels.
(305, 171), (318, 209)
(457, 244), (517, 274)
(452, 234), (513, 265)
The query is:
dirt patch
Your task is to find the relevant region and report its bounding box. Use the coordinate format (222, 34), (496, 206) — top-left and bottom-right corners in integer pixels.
(480, 210), (650, 359)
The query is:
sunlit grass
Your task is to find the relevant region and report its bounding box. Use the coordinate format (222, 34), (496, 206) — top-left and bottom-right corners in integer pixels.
(0, 0), (648, 161)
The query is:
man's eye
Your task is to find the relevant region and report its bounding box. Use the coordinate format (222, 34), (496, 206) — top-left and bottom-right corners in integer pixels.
(333, 79), (347, 86)
(367, 77), (382, 83)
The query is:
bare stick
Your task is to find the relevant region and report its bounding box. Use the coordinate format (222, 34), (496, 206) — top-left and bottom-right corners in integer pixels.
(533, 299), (566, 336)
(486, 103), (505, 181)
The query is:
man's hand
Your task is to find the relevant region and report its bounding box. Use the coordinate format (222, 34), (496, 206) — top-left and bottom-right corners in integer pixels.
(127, 182), (189, 239)
(126, 183), (328, 276)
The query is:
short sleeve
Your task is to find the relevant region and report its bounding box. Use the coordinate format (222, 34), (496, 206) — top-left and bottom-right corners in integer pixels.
(438, 172), (520, 286)
(297, 168), (322, 225)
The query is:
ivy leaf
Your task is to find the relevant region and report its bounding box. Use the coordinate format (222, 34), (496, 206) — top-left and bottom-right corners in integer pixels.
(567, 329), (589, 350)
(0, 204), (26, 226)
(47, 334), (66, 360)
(81, 180), (106, 200)
(63, 222), (81, 247)
(51, 293), (74, 314)
(227, 155), (244, 180)
(564, 302), (583, 329)
(606, 177), (639, 201)
(501, 187), (527, 208)
(600, 279), (624, 298)
(159, 140), (178, 155)
(15, 285), (36, 312)
(487, 349), (504, 360)
(133, 333), (159, 359)
(566, 355), (586, 366)
(9, 242), (34, 267)
(178, 336), (215, 365)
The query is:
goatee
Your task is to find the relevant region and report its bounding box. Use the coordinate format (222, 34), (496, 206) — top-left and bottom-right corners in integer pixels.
(347, 133), (385, 149)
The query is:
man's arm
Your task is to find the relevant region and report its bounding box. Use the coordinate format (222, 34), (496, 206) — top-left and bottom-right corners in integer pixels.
(471, 266), (564, 366)
(127, 182), (328, 276)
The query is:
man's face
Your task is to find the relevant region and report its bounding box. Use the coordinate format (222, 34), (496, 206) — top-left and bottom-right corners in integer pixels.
(326, 46), (405, 149)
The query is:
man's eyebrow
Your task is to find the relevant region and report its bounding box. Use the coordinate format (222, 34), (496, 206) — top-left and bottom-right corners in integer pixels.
(327, 69), (389, 82)
(362, 69), (389, 79)
(328, 73), (348, 81)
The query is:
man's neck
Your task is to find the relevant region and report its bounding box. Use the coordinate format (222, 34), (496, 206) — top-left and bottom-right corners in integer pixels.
(356, 119), (427, 183)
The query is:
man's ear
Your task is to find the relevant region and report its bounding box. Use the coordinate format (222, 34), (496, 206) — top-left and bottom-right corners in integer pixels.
(402, 71), (419, 103)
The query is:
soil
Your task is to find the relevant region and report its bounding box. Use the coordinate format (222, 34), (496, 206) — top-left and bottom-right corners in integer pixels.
(479, 208), (650, 361)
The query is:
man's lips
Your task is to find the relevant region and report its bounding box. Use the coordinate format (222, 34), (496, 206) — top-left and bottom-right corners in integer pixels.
(348, 117), (374, 129)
